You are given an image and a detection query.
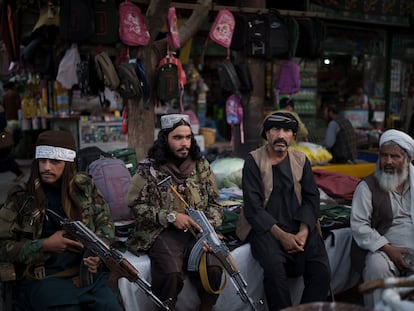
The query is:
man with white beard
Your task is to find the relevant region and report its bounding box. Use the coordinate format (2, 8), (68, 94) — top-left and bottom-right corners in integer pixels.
(350, 129), (414, 308)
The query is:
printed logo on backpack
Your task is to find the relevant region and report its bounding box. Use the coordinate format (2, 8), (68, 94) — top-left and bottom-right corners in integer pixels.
(119, 0), (150, 46)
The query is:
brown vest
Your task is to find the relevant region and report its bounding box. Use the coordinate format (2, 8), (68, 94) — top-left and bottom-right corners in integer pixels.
(236, 145), (306, 241)
(350, 174), (393, 273)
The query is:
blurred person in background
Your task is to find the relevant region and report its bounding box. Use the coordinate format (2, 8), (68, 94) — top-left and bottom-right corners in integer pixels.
(321, 104), (357, 163)
(278, 97), (309, 142)
(401, 84), (414, 137)
(2, 81), (21, 144)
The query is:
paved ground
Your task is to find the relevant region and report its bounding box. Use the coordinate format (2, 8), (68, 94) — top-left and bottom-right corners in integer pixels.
(0, 159), (32, 204)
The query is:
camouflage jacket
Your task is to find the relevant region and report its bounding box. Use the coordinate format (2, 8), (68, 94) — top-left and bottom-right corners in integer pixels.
(0, 173), (115, 277)
(126, 157), (223, 253)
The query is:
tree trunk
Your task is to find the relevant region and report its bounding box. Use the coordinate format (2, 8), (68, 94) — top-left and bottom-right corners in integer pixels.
(128, 0), (212, 161)
(233, 0), (267, 158)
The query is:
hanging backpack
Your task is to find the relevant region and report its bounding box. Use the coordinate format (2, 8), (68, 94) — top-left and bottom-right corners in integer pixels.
(118, 0), (150, 46)
(232, 51), (253, 95)
(130, 58), (151, 108)
(167, 6), (180, 49)
(90, 0), (119, 44)
(156, 53), (187, 110)
(59, 0), (95, 43)
(265, 11), (290, 59)
(231, 13), (267, 58)
(88, 157), (135, 236)
(295, 18), (326, 59)
(209, 9), (235, 57)
(117, 62), (142, 99)
(94, 51), (120, 91)
(226, 94), (244, 144)
(275, 60), (301, 95)
(217, 59), (241, 98)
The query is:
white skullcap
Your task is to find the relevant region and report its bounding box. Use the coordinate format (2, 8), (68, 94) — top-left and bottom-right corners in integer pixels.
(160, 114), (191, 130)
(379, 129), (414, 158)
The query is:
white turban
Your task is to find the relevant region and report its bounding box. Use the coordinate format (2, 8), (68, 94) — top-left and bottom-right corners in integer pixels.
(379, 129), (414, 158)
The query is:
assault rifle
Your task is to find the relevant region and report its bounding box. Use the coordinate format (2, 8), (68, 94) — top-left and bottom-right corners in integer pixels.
(158, 176), (261, 311)
(48, 210), (172, 311)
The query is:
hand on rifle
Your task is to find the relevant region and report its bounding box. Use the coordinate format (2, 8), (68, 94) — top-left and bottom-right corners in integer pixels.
(172, 212), (203, 233)
(83, 256), (102, 273)
(42, 230), (83, 253)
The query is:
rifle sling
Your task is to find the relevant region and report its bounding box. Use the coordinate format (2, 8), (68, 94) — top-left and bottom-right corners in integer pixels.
(199, 252), (227, 294)
(24, 265), (80, 281)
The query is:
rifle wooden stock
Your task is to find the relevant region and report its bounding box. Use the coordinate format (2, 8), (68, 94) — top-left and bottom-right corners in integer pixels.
(359, 277), (414, 293)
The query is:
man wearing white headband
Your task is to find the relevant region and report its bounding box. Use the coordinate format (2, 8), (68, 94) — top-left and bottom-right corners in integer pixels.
(237, 111), (331, 310)
(127, 114), (224, 311)
(351, 129), (414, 308)
(0, 130), (123, 311)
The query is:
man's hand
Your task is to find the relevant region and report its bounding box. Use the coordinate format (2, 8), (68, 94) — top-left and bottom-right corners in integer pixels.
(42, 230), (83, 253)
(295, 223), (309, 248)
(83, 256), (101, 273)
(271, 225), (304, 254)
(381, 244), (411, 270)
(173, 212), (203, 233)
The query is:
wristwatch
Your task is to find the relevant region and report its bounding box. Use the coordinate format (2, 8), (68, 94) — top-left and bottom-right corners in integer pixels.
(167, 212), (177, 223)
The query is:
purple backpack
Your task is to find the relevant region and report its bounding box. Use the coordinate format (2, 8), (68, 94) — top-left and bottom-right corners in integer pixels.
(88, 157), (134, 234)
(276, 60), (300, 95)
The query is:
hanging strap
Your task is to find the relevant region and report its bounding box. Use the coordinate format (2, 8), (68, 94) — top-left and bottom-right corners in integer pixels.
(199, 252), (227, 294)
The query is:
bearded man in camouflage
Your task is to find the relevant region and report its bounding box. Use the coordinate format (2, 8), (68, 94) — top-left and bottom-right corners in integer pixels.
(127, 114), (223, 311)
(0, 130), (123, 311)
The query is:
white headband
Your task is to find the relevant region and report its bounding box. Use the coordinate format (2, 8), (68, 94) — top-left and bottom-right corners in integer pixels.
(35, 145), (76, 162)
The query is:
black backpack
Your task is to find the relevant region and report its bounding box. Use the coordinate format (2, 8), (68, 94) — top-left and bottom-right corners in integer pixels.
(232, 52), (253, 95)
(60, 0), (95, 43)
(217, 59), (241, 98)
(90, 0), (119, 44)
(77, 146), (109, 172)
(132, 58), (151, 108)
(295, 18), (326, 59)
(117, 62), (143, 99)
(264, 12), (290, 59)
(231, 13), (267, 58)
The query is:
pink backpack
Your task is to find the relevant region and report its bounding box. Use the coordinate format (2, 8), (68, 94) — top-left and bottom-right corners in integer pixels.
(167, 7), (180, 49)
(119, 0), (150, 46)
(210, 9), (235, 49)
(225, 94), (244, 144)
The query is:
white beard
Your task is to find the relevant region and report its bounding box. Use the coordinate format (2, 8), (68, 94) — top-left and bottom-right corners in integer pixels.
(375, 163), (409, 192)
